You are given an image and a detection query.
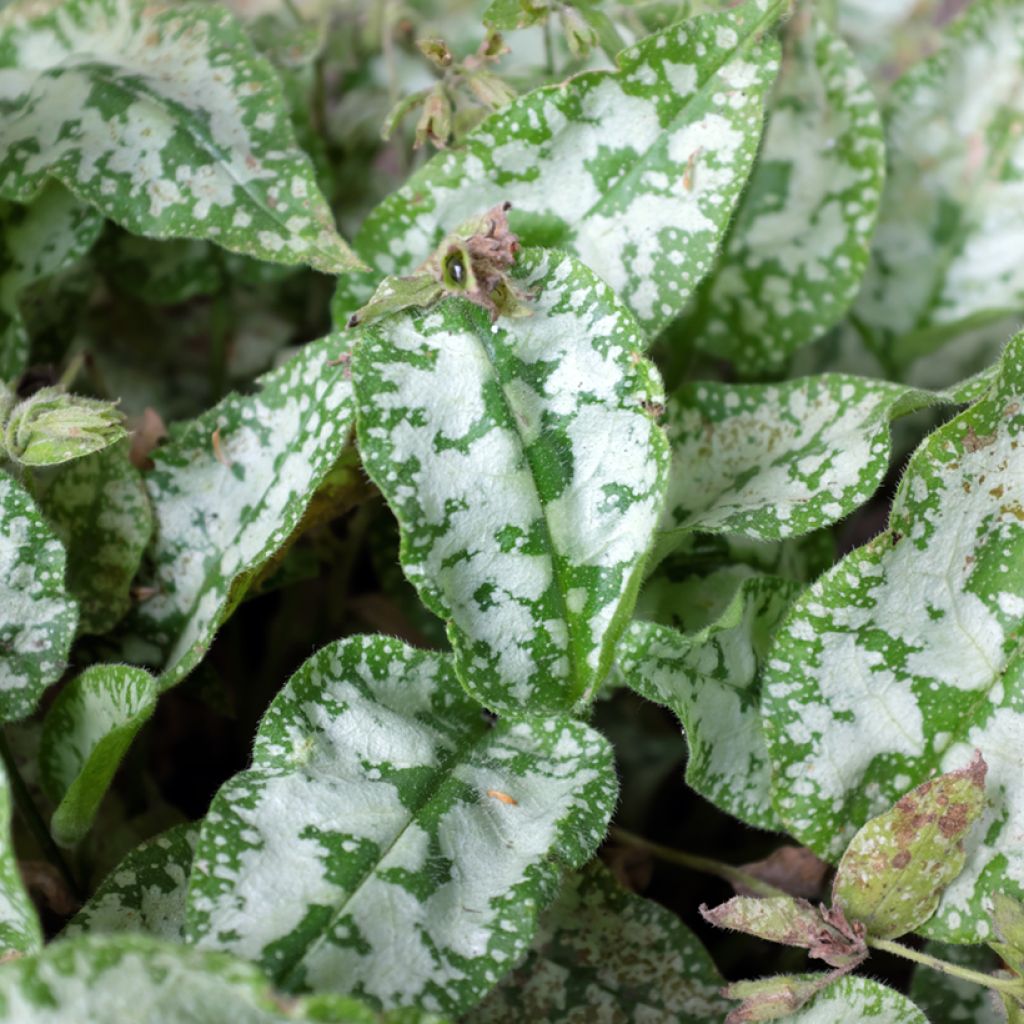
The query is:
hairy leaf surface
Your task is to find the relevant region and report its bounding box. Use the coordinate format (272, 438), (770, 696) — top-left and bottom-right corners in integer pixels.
(0, 0), (361, 273)
(763, 332), (1024, 941)
(0, 470), (76, 721)
(782, 974), (928, 1023)
(185, 635), (617, 1015)
(354, 250), (668, 715)
(335, 1), (782, 335)
(470, 862), (728, 1022)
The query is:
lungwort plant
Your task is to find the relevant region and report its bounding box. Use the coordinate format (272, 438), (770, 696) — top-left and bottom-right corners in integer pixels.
(1, 0), (1024, 1020)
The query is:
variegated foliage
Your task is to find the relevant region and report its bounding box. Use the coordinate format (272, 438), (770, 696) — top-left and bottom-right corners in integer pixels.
(470, 862), (727, 1022)
(185, 635), (617, 1016)
(908, 943), (1006, 1024)
(684, 8), (885, 374)
(0, 757), (42, 958)
(354, 250), (668, 715)
(0, 0), (361, 273)
(785, 975), (929, 1023)
(762, 332), (1024, 942)
(0, 470), (76, 722)
(334, 0), (783, 336)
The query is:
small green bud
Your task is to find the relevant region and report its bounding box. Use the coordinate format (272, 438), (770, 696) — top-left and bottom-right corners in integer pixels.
(415, 84), (453, 149)
(559, 5), (598, 59)
(416, 37), (453, 69)
(466, 69), (517, 109)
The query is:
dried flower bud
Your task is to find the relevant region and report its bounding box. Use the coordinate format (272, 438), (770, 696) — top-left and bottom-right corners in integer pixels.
(417, 36), (452, 69)
(415, 84), (453, 149)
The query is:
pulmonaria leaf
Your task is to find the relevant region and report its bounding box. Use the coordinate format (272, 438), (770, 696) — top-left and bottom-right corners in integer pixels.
(0, 183), (102, 382)
(0, 0), (363, 275)
(990, 893), (1024, 976)
(470, 861), (728, 1023)
(0, 757), (42, 957)
(334, 0), (783, 337)
(684, 7), (885, 375)
(851, 0), (1024, 372)
(353, 249), (669, 715)
(63, 823), (198, 942)
(721, 974), (838, 1022)
(0, 470), (77, 722)
(831, 753), (988, 939)
(39, 664), (159, 847)
(660, 373), (943, 546)
(618, 573), (801, 829)
(761, 331), (1024, 942)
(184, 635), (617, 1016)
(909, 942), (1006, 1024)
(2, 387), (126, 468)
(125, 330), (357, 691)
(28, 441), (153, 636)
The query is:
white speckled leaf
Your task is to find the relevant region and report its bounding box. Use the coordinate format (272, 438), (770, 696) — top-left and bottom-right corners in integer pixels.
(619, 573), (801, 829)
(762, 331), (1024, 943)
(334, 1), (783, 336)
(685, 8), (885, 374)
(0, 757), (41, 957)
(353, 250), (669, 715)
(29, 441), (153, 636)
(0, 932), (377, 1023)
(661, 373), (951, 545)
(184, 635), (617, 1016)
(0, 0), (362, 275)
(0, 183), (101, 381)
(64, 823), (198, 941)
(852, 0), (1024, 371)
(908, 942), (1005, 1024)
(469, 861), (728, 1023)
(39, 663), (158, 847)
(0, 470), (77, 722)
(783, 974), (929, 1023)
(126, 331), (355, 690)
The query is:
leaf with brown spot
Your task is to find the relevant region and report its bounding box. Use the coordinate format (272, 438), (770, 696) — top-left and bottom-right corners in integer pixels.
(831, 752), (988, 939)
(721, 973), (838, 1022)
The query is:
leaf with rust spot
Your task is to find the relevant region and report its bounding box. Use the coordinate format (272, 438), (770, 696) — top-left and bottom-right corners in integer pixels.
(832, 752), (988, 939)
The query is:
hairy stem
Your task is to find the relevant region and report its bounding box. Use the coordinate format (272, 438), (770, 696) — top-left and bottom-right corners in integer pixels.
(868, 937), (1024, 997)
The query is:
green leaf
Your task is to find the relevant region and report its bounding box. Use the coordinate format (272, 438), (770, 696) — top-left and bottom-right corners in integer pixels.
(735, 974), (929, 1023)
(29, 441), (153, 636)
(0, 470), (77, 722)
(0, 0), (363, 275)
(470, 861), (729, 1023)
(0, 757), (42, 957)
(2, 386), (125, 467)
(909, 942), (1006, 1024)
(39, 664), (158, 847)
(660, 373), (943, 545)
(618, 573), (800, 829)
(64, 822), (198, 941)
(0, 183), (102, 381)
(184, 635), (617, 1015)
(335, 0), (783, 336)
(832, 754), (988, 939)
(762, 331), (1024, 942)
(126, 330), (356, 690)
(684, 7), (885, 375)
(851, 0), (1024, 372)
(353, 249), (669, 715)
(0, 932), (376, 1023)
(720, 973), (837, 1022)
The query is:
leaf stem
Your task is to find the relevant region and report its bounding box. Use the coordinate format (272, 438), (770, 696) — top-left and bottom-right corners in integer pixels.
(543, 16), (556, 78)
(609, 826), (786, 899)
(867, 937), (1024, 997)
(0, 730), (81, 902)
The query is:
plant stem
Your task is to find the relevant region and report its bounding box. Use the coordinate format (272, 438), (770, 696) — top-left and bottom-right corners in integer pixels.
(0, 731), (81, 901)
(609, 826), (786, 899)
(544, 16), (556, 78)
(867, 937), (1024, 998)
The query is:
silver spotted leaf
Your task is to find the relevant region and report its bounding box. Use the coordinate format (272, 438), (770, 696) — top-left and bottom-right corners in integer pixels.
(762, 331), (1024, 942)
(619, 573), (801, 829)
(660, 372), (951, 545)
(685, 7), (885, 375)
(353, 249), (669, 716)
(0, 0), (362, 275)
(0, 757), (41, 958)
(0, 183), (102, 381)
(334, 0), (783, 336)
(125, 330), (356, 690)
(908, 942), (1006, 1024)
(184, 635), (617, 1016)
(29, 441), (153, 636)
(39, 664), (158, 847)
(771, 974), (928, 1024)
(64, 823), (199, 942)
(852, 0), (1024, 372)
(0, 470), (77, 722)
(0, 932), (394, 1023)
(469, 861), (728, 1023)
